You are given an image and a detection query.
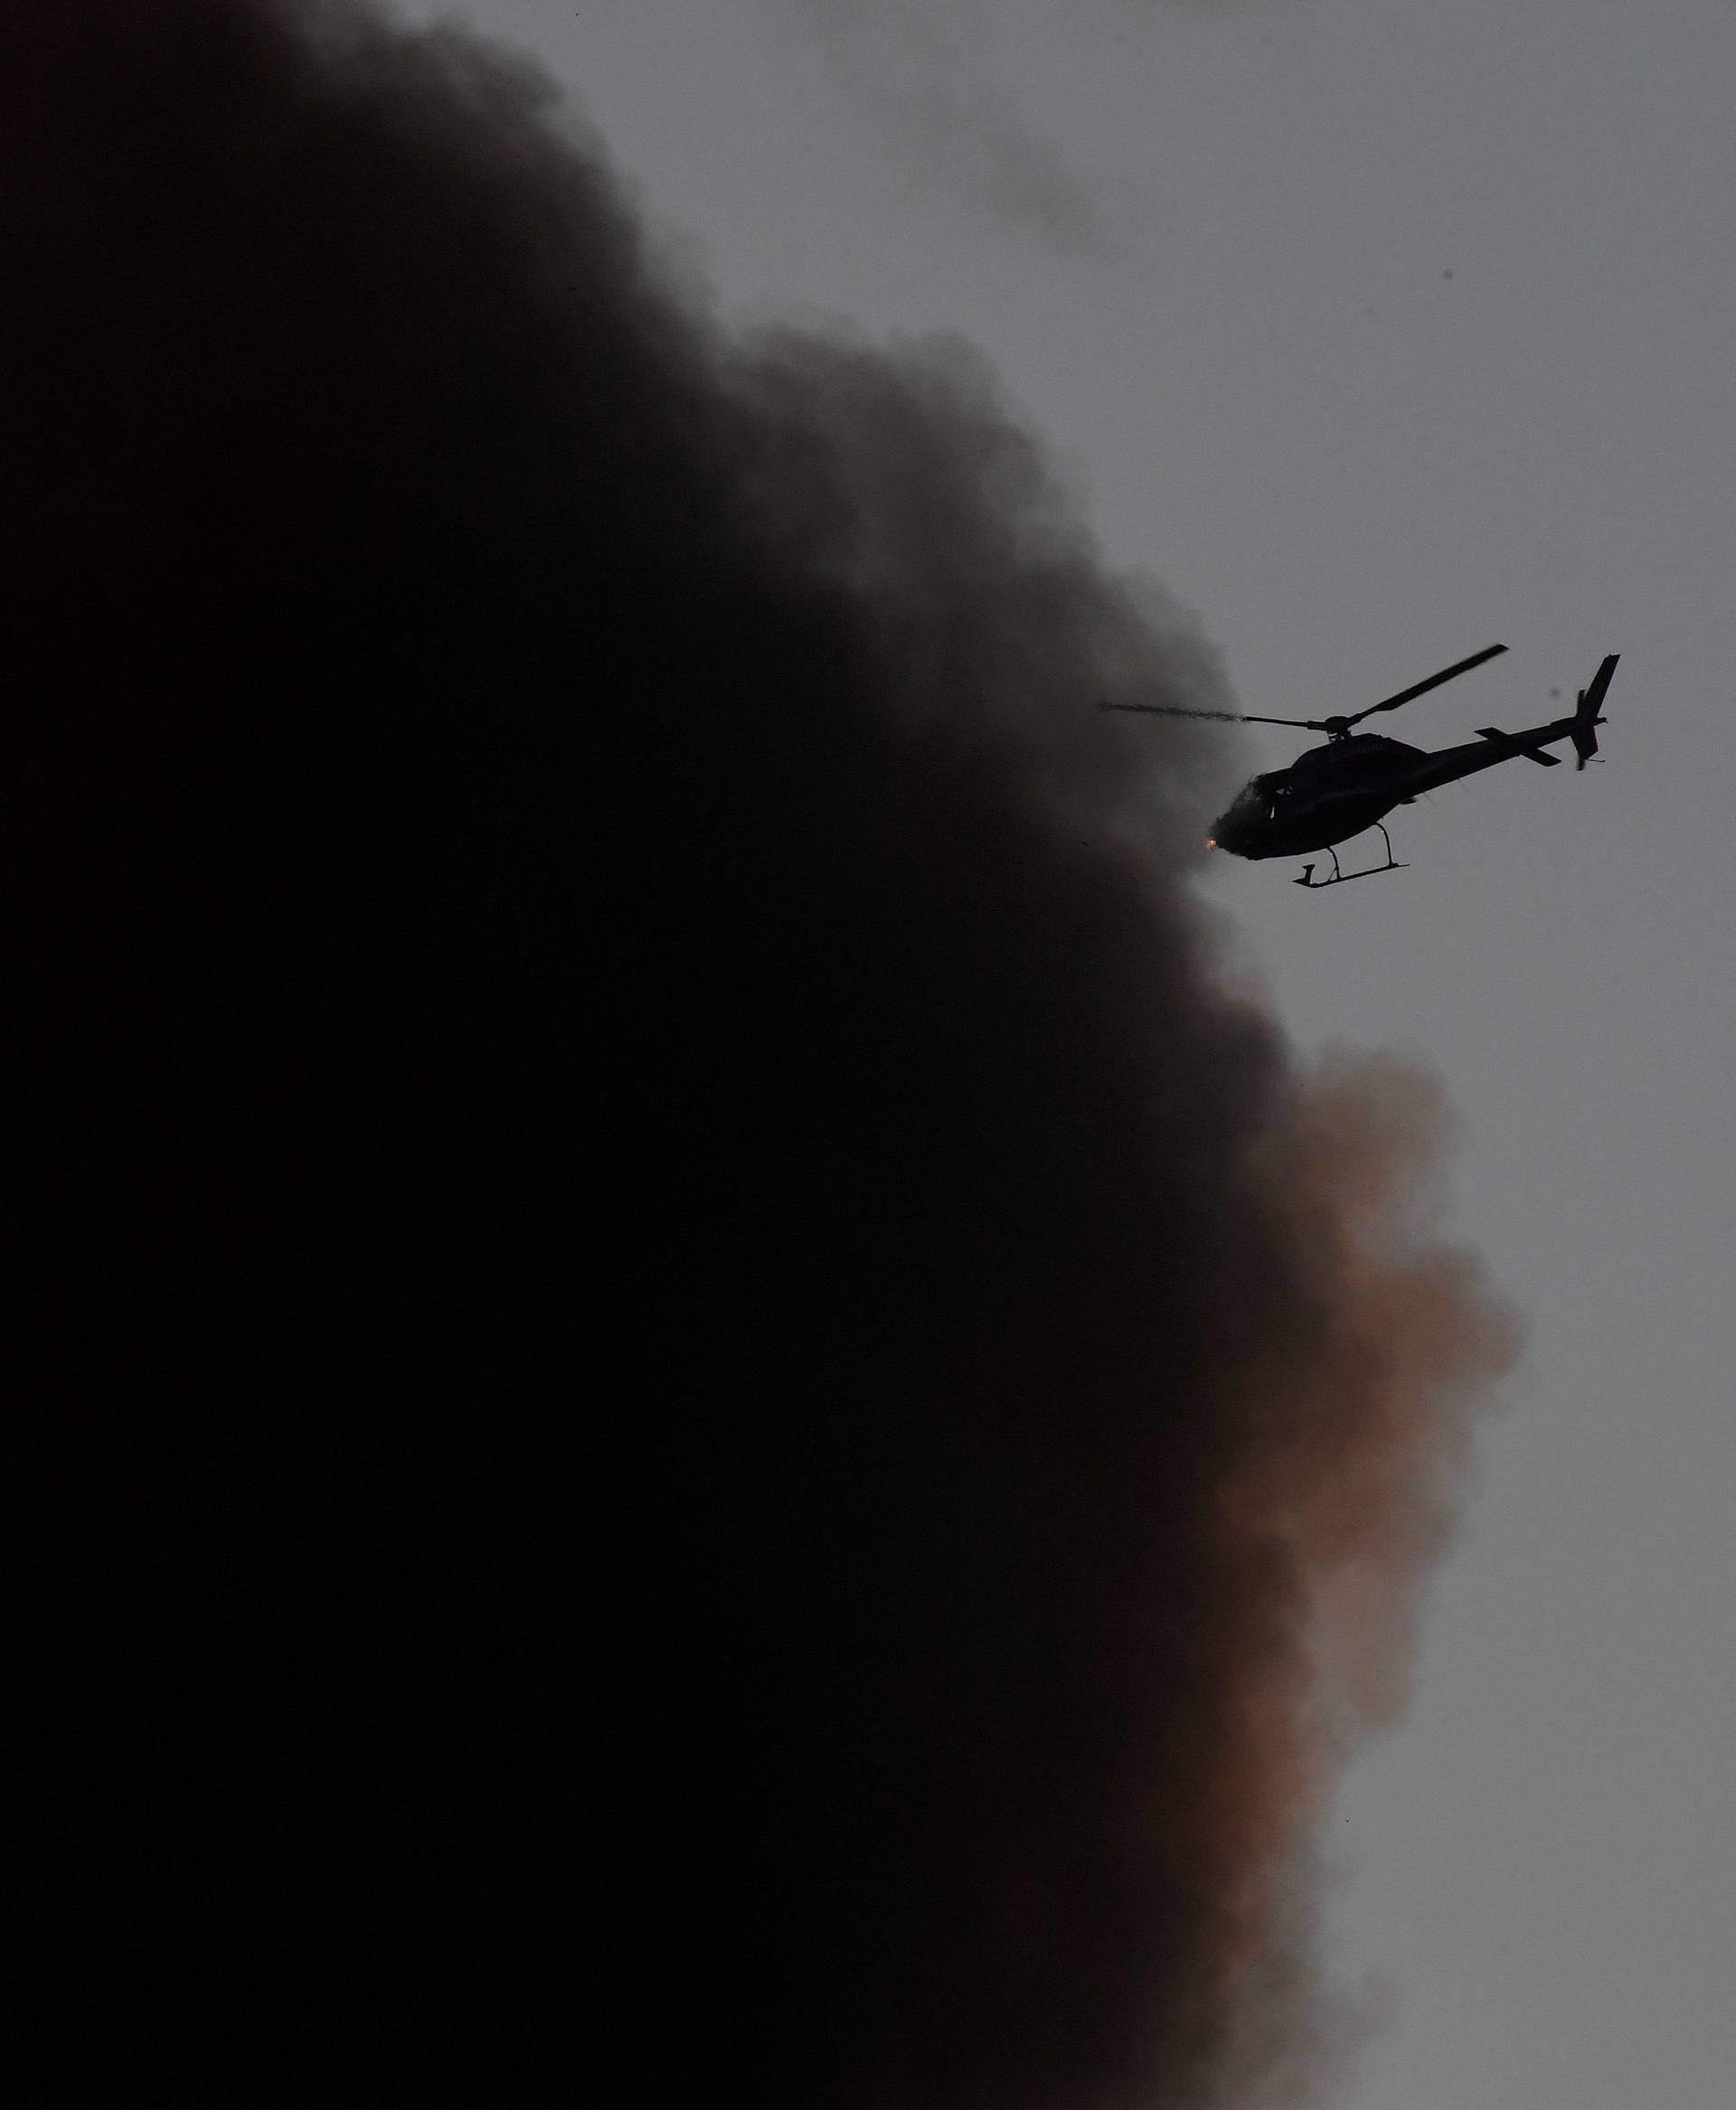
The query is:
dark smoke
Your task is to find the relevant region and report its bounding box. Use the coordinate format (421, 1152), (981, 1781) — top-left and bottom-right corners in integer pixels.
(0, 0), (1511, 2091)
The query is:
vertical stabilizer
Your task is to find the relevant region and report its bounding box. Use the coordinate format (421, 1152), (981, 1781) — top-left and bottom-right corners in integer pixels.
(1571, 655), (1618, 768)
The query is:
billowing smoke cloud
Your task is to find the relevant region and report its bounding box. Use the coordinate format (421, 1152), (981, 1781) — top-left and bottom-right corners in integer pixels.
(0, 0), (1511, 2089)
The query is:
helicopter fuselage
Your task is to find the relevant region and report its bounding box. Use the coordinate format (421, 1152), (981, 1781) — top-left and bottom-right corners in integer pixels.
(1208, 711), (1593, 861)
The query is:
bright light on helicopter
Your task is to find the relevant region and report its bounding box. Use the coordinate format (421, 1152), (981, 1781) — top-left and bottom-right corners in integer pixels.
(1205, 837), (1216, 849)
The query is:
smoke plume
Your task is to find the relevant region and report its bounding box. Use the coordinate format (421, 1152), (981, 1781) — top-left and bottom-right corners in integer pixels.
(0, 0), (1512, 2091)
(766, 0), (1295, 247)
(767, 0), (1108, 250)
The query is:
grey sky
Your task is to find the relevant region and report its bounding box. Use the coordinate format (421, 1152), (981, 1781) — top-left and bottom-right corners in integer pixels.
(763, 0), (1109, 250)
(401, 3), (1736, 2099)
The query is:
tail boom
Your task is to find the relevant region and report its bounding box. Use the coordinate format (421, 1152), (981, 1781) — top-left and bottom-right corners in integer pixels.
(1408, 654), (1619, 794)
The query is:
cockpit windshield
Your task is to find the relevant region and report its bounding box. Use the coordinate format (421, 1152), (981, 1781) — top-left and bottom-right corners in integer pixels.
(1232, 776), (1288, 824)
(1211, 771), (1296, 851)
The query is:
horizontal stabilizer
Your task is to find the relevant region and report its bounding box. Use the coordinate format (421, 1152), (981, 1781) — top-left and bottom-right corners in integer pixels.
(1477, 727), (1561, 765)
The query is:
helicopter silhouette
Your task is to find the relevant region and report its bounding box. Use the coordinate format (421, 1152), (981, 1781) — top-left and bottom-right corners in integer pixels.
(1103, 645), (1619, 888)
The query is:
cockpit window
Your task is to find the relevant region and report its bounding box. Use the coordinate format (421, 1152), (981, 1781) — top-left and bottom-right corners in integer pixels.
(1241, 775), (1289, 824)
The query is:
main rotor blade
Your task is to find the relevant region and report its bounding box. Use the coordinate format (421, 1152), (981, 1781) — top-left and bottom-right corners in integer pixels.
(1099, 702), (1325, 729)
(1350, 643), (1507, 724)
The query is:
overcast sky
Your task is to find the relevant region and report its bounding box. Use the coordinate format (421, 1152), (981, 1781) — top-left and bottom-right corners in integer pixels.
(398, 4), (1736, 2098)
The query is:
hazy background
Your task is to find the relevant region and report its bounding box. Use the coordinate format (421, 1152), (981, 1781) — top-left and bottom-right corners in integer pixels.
(396, 2), (1736, 2100)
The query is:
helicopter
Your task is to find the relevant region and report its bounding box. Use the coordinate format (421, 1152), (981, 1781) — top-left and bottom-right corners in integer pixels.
(1102, 645), (1619, 887)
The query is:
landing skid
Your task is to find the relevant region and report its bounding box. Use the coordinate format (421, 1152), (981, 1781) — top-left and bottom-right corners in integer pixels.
(1294, 824), (1408, 890)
